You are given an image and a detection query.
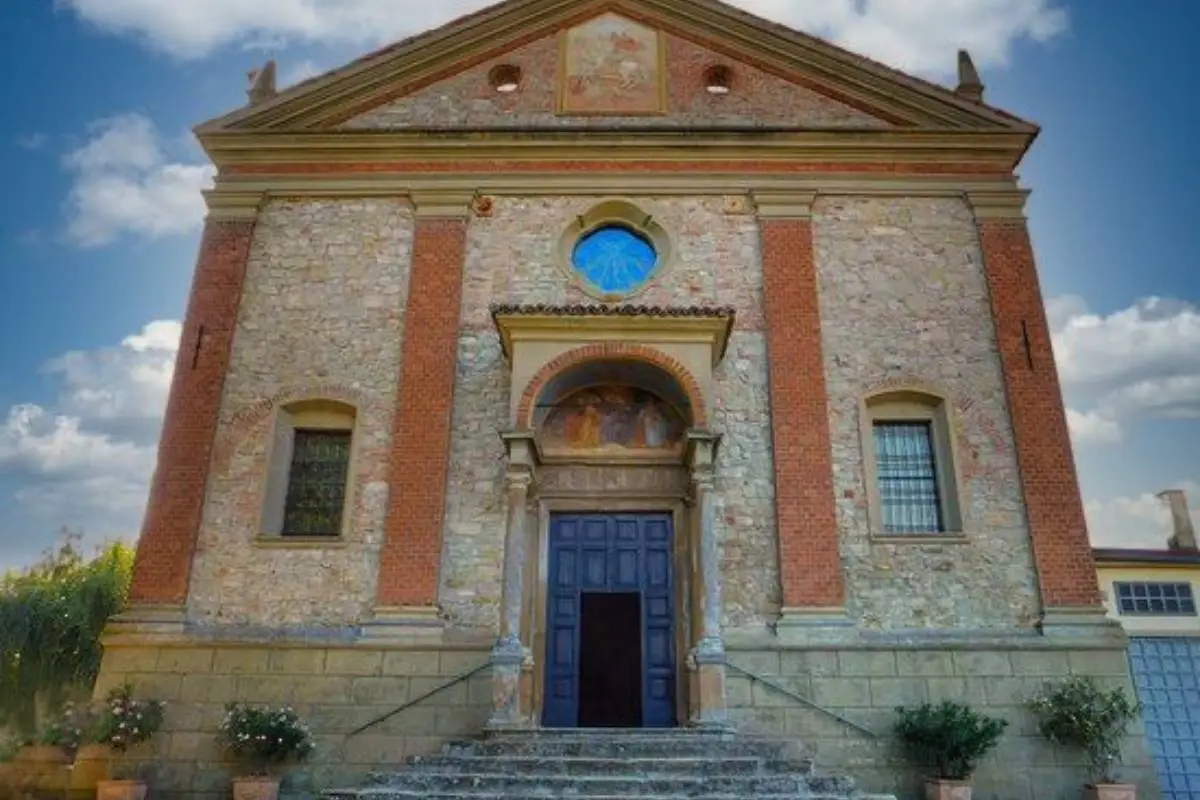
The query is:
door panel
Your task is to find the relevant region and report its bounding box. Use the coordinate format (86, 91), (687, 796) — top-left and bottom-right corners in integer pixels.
(544, 512), (676, 728)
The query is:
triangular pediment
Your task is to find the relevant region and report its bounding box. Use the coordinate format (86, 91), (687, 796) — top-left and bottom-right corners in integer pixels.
(197, 0), (1036, 136)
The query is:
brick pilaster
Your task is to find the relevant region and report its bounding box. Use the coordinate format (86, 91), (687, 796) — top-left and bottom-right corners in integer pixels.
(972, 193), (1102, 610)
(376, 196), (471, 611)
(128, 217), (256, 607)
(755, 193), (843, 611)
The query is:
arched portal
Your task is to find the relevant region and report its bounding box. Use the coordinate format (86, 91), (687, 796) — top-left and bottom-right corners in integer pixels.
(488, 305), (732, 732)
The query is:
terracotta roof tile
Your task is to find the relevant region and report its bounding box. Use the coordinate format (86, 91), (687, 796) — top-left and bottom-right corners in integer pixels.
(489, 303), (736, 319)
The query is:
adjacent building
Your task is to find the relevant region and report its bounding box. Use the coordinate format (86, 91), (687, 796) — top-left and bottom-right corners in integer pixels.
(92, 0), (1158, 796)
(1095, 489), (1200, 800)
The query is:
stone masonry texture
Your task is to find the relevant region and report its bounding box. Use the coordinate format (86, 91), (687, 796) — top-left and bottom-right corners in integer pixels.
(187, 199), (413, 627)
(341, 28), (887, 130)
(87, 642), (492, 799)
(977, 219), (1103, 609)
(816, 197), (1040, 630)
(443, 195), (779, 629)
(761, 217), (843, 611)
(377, 216), (469, 609)
(726, 643), (1158, 800)
(130, 219), (254, 607)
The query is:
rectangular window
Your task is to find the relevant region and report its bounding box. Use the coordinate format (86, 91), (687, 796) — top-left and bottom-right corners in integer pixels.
(873, 421), (944, 534)
(282, 429), (352, 537)
(1114, 582), (1196, 616)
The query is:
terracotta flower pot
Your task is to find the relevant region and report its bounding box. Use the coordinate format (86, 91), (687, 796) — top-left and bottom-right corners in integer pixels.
(232, 775), (282, 800)
(95, 778), (148, 800)
(925, 778), (972, 800)
(1084, 784), (1136, 800)
(15, 745), (70, 766)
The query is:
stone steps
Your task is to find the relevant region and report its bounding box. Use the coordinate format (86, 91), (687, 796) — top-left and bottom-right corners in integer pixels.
(327, 729), (895, 800)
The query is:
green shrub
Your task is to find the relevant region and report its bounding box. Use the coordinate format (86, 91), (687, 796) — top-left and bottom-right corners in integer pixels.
(217, 704), (314, 775)
(1029, 676), (1141, 784)
(894, 701), (1008, 781)
(0, 534), (133, 737)
(91, 684), (166, 754)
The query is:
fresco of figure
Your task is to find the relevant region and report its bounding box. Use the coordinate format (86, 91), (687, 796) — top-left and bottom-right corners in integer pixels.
(542, 386), (682, 456)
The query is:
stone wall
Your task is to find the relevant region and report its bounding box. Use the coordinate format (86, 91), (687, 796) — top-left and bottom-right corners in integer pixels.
(441, 195), (777, 629)
(814, 196), (1039, 631)
(187, 198), (414, 628)
(85, 640), (492, 799)
(342, 30), (886, 130)
(726, 642), (1159, 800)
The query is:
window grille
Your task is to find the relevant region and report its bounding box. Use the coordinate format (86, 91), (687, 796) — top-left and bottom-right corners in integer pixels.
(1115, 582), (1196, 615)
(873, 421), (944, 534)
(282, 429), (351, 536)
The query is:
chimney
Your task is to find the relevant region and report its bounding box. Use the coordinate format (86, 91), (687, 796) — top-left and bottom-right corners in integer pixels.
(955, 49), (985, 103)
(246, 60), (278, 106)
(1159, 489), (1197, 552)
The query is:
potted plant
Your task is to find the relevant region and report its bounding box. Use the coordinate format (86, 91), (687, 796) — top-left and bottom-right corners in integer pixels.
(217, 703), (314, 800)
(894, 700), (1008, 800)
(90, 684), (166, 800)
(1029, 676), (1142, 800)
(40, 700), (97, 762)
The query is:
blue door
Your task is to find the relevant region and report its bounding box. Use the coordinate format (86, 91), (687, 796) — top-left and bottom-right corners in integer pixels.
(1128, 638), (1200, 799)
(543, 513), (676, 728)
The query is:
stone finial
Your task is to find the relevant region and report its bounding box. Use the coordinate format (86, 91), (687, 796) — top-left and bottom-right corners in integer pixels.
(1160, 489), (1197, 552)
(955, 49), (985, 103)
(246, 60), (278, 106)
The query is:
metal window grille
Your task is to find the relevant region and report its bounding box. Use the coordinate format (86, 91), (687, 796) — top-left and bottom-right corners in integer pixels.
(873, 421), (944, 534)
(1115, 582), (1197, 616)
(282, 429), (352, 537)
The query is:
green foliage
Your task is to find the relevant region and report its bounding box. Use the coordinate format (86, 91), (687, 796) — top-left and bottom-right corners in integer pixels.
(92, 684), (165, 753)
(894, 701), (1009, 781)
(0, 532), (133, 736)
(37, 700), (98, 758)
(217, 703), (314, 774)
(1029, 676), (1141, 784)
(0, 737), (22, 763)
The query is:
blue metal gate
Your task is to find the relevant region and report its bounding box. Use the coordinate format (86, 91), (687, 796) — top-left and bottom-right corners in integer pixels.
(543, 513), (676, 728)
(1128, 637), (1200, 798)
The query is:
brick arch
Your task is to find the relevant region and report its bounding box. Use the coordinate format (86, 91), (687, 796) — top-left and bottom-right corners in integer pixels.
(517, 343), (707, 429)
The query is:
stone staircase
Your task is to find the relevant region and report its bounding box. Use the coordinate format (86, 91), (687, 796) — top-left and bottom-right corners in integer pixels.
(326, 728), (896, 799)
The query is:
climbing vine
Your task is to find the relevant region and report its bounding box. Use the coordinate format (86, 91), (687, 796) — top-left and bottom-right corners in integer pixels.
(0, 533), (133, 737)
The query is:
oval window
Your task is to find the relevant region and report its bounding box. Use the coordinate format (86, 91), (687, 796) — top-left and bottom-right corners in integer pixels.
(571, 225), (659, 295)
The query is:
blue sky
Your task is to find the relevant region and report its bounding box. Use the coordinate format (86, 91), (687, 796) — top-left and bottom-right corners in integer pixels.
(1, 0), (1197, 570)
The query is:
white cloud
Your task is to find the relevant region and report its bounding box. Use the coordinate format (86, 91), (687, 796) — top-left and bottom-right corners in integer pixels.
(1086, 481), (1200, 550)
(283, 59), (323, 87)
(63, 113), (215, 247)
(0, 321), (180, 540)
(1051, 295), (1200, 446)
(59, 0), (1067, 76)
(1066, 408), (1122, 446)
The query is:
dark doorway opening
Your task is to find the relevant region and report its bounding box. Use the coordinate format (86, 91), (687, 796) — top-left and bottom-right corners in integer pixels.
(577, 592), (643, 727)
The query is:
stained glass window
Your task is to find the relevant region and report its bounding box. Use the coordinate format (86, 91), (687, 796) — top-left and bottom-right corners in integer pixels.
(572, 225), (658, 295)
(282, 429), (352, 537)
(873, 421), (944, 534)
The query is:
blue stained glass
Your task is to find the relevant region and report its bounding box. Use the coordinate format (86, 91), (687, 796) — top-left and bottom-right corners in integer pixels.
(572, 226), (658, 294)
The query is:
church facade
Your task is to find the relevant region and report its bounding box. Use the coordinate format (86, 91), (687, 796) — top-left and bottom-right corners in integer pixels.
(93, 1), (1158, 797)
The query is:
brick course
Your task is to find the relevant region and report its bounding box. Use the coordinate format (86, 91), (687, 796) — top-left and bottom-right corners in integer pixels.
(977, 219), (1102, 609)
(129, 219), (255, 606)
(759, 217), (841, 609)
(377, 216), (470, 608)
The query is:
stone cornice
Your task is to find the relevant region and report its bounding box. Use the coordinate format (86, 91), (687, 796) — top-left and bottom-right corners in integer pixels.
(197, 129), (1031, 174)
(752, 191), (816, 219)
(203, 188), (268, 221)
(410, 190), (476, 219)
(967, 188), (1031, 221)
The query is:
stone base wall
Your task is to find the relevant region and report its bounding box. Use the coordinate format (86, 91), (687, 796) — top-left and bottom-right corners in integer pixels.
(87, 638), (492, 798)
(727, 640), (1159, 800)
(88, 634), (1160, 800)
